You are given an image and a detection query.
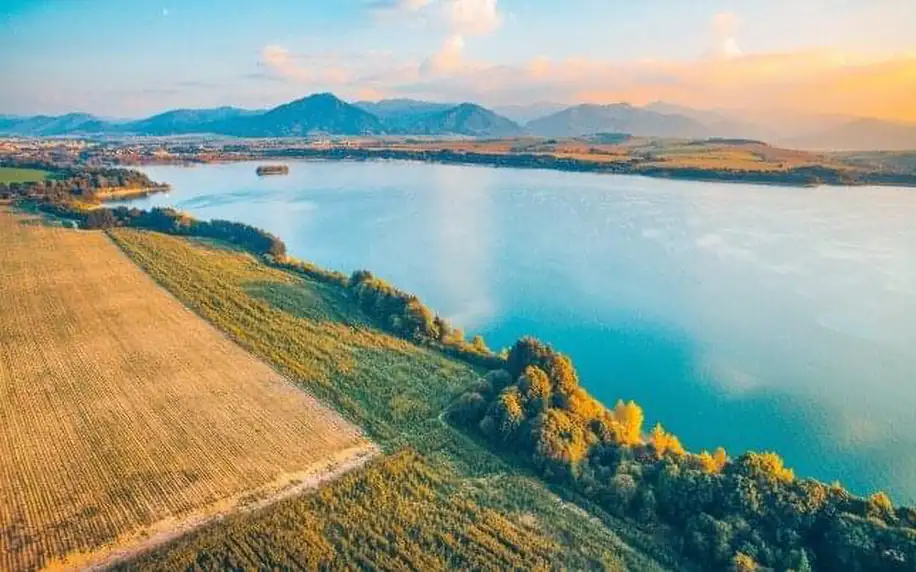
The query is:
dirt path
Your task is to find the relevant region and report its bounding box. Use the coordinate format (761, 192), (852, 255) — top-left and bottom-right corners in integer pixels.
(44, 444), (380, 571)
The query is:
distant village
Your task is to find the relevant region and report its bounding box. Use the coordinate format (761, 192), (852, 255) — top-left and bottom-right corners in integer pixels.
(0, 136), (360, 168)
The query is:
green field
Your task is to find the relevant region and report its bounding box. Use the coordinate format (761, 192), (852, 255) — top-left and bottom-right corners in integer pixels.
(0, 166), (49, 183)
(108, 229), (682, 571)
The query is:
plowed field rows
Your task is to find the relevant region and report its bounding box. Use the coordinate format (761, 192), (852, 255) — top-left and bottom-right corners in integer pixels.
(0, 210), (371, 571)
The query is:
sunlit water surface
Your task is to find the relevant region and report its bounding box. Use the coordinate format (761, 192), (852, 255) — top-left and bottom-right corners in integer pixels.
(125, 160), (916, 502)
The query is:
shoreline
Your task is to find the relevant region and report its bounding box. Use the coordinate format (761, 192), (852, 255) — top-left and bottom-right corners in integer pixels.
(93, 185), (170, 201)
(120, 148), (916, 189)
(252, 147), (916, 189)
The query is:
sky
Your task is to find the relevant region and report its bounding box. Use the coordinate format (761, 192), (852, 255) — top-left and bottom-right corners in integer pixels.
(1, 0), (915, 120)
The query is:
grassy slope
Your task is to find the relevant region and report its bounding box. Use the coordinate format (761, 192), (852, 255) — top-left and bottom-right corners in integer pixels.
(109, 229), (684, 571)
(0, 166), (49, 183)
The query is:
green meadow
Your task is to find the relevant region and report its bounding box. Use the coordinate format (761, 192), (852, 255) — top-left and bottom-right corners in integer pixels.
(108, 229), (678, 571)
(0, 166), (49, 184)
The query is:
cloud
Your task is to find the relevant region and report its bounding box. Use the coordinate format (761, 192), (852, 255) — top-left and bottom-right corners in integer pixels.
(369, 0), (502, 36)
(447, 0), (501, 36)
(260, 44), (307, 81)
(710, 11), (742, 58)
(256, 44), (422, 101)
(421, 34), (466, 75)
(367, 0), (432, 22)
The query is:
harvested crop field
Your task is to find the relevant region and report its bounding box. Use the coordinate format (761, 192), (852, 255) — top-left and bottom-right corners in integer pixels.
(0, 208), (373, 571)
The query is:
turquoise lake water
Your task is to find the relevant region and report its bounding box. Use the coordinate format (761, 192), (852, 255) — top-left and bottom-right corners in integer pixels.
(126, 160), (916, 503)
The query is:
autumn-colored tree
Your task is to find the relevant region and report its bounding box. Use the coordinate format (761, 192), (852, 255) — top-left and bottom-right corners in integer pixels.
(612, 400), (644, 446)
(544, 353), (579, 396)
(480, 387), (526, 442)
(518, 366), (552, 415)
(532, 409), (589, 475)
(731, 451), (794, 484)
(471, 335), (489, 353)
(731, 551), (758, 572)
(649, 423), (685, 458)
(565, 387), (604, 424)
(867, 491), (895, 521)
(697, 447), (728, 473)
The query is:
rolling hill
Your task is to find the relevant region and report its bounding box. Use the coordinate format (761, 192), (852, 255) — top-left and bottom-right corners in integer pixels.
(354, 99), (523, 137)
(353, 98), (454, 119)
(391, 102), (522, 137)
(784, 118), (916, 151)
(0, 112), (115, 136)
(226, 93), (384, 137)
(123, 106), (261, 135)
(494, 102), (567, 124)
(526, 103), (710, 138)
(642, 101), (767, 140)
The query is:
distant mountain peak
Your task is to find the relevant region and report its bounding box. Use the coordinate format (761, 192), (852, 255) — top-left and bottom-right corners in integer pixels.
(401, 103), (521, 137)
(526, 103), (709, 139)
(248, 92), (383, 136)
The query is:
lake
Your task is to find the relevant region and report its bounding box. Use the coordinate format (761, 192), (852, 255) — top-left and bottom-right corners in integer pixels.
(124, 160), (916, 503)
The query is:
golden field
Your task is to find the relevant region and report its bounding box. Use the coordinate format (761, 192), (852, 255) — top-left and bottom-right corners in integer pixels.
(0, 209), (373, 571)
(353, 136), (846, 173)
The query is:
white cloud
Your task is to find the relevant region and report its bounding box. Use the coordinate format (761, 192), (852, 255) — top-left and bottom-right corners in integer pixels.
(447, 0), (501, 36)
(258, 44), (360, 87)
(370, 0), (502, 35)
(367, 0), (501, 84)
(422, 34), (466, 75)
(709, 11), (743, 59)
(260, 44), (309, 81)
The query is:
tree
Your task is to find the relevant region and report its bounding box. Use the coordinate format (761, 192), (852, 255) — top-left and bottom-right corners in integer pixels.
(532, 409), (589, 476)
(267, 237), (287, 258)
(730, 451), (794, 484)
(565, 388), (604, 424)
(543, 353), (579, 396)
(518, 366), (552, 414)
(867, 491), (895, 521)
(433, 316), (450, 343)
(612, 400), (644, 446)
(698, 447), (728, 474)
(731, 552), (758, 572)
(649, 423), (685, 458)
(480, 387), (526, 442)
(452, 392), (487, 425)
(471, 335), (489, 353)
(506, 337), (555, 379)
(483, 369), (512, 396)
(84, 208), (118, 229)
(608, 473), (638, 513)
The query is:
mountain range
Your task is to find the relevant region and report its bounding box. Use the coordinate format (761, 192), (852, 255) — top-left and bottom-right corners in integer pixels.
(2, 93), (915, 151)
(526, 103), (710, 139)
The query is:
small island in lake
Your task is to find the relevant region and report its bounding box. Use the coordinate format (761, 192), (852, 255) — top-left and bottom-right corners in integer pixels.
(256, 164), (289, 176)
